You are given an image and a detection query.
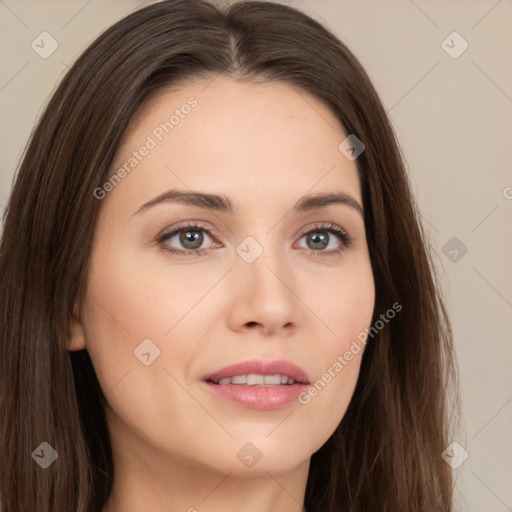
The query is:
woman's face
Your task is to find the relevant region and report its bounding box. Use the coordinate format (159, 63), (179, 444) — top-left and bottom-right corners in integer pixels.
(70, 76), (375, 477)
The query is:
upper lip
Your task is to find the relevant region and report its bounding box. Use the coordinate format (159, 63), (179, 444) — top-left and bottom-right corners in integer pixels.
(204, 359), (310, 384)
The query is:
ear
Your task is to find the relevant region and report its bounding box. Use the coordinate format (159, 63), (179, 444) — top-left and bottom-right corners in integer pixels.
(67, 302), (87, 351)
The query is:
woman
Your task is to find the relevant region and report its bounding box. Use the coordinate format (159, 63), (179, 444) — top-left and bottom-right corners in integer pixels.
(0, 1), (461, 511)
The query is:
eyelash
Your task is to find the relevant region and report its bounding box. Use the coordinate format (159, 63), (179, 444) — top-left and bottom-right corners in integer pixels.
(156, 221), (353, 258)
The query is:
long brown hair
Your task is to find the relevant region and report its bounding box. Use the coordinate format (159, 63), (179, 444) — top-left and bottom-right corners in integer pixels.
(0, 1), (461, 511)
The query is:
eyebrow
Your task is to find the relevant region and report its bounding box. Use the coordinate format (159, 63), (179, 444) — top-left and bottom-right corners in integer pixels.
(133, 189), (364, 218)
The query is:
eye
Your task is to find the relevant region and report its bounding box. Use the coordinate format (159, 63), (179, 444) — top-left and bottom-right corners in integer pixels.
(156, 221), (353, 258)
(157, 222), (219, 256)
(295, 223), (353, 257)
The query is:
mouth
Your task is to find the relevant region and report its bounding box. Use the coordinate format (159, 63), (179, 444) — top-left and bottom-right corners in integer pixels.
(206, 373), (305, 386)
(202, 359), (310, 410)
(203, 359), (310, 386)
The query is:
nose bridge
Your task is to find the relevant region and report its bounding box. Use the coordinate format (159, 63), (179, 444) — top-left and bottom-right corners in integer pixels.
(236, 231), (289, 291)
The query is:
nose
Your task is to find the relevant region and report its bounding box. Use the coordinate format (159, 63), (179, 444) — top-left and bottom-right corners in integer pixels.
(226, 243), (301, 336)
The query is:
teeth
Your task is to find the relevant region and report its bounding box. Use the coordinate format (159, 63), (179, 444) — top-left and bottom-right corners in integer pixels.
(214, 374), (297, 386)
(247, 374), (263, 385)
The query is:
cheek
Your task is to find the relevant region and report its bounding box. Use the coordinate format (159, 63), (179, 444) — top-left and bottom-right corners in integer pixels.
(80, 242), (220, 402)
(83, 242), (197, 343)
(80, 247), (166, 390)
(296, 259), (375, 438)
(80, 250), (207, 442)
(306, 254), (375, 344)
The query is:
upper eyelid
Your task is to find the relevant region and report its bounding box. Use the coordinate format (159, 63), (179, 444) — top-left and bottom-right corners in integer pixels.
(158, 221), (219, 241)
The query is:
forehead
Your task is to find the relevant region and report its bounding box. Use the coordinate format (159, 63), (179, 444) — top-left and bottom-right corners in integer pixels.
(107, 76), (362, 214)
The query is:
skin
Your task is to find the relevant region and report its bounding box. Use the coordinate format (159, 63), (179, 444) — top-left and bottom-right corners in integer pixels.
(68, 75), (375, 512)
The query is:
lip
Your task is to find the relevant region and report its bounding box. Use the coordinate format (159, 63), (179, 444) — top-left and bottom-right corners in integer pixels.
(202, 359), (310, 410)
(203, 359), (310, 385)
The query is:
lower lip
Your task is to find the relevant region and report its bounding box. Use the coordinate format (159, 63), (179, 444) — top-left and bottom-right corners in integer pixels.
(202, 381), (308, 409)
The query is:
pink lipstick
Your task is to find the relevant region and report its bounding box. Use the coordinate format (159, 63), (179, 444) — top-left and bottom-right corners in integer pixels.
(202, 359), (310, 410)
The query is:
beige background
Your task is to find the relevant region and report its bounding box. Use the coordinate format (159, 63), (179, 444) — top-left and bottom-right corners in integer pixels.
(1, 0), (511, 510)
